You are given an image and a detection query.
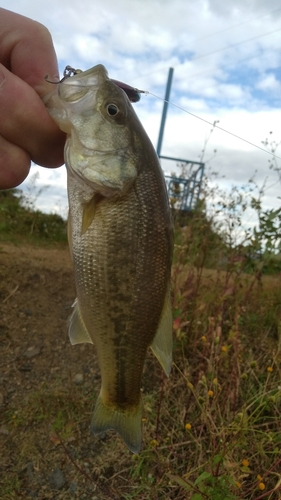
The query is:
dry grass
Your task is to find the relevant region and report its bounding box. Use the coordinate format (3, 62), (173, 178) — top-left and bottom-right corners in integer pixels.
(1, 225), (281, 499)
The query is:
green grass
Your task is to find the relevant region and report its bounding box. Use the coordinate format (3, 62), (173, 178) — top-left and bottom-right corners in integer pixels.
(0, 188), (67, 245)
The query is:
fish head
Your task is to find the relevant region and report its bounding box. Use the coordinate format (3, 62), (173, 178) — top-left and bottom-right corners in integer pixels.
(45, 64), (143, 194)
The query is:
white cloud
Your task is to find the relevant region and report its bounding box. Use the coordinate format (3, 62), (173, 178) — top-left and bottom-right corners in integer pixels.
(256, 73), (281, 92)
(2, 0), (281, 223)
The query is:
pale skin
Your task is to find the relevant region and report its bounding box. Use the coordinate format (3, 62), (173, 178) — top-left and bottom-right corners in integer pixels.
(0, 8), (65, 189)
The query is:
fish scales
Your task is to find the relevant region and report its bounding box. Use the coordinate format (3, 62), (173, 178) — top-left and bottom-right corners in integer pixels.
(68, 162), (170, 407)
(45, 64), (173, 453)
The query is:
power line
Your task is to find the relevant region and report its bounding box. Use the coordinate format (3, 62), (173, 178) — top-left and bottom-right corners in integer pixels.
(145, 91), (281, 160)
(190, 27), (281, 63)
(194, 7), (281, 42)
(128, 13), (281, 83)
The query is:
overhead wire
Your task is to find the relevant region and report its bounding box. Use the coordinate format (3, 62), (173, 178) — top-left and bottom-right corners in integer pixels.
(193, 7), (281, 42)
(124, 6), (281, 87)
(119, 8), (281, 162)
(142, 91), (281, 161)
(128, 9), (281, 161)
(131, 25), (281, 83)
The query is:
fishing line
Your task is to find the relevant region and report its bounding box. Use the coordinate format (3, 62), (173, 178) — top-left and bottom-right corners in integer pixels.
(140, 90), (281, 161)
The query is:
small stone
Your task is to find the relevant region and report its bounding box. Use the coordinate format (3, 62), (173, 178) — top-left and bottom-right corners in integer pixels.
(26, 491), (38, 499)
(69, 482), (77, 493)
(73, 373), (84, 385)
(24, 346), (41, 358)
(14, 347), (20, 357)
(18, 364), (32, 372)
(25, 462), (34, 481)
(97, 432), (106, 441)
(49, 467), (66, 490)
(0, 425), (9, 435)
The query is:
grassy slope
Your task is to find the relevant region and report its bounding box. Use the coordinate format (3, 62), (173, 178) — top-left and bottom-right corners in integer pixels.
(0, 189), (67, 245)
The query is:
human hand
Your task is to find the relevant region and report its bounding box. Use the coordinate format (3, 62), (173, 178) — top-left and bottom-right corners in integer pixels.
(0, 8), (65, 189)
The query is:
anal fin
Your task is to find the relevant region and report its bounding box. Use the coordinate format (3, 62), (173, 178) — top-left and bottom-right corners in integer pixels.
(69, 299), (93, 345)
(150, 288), (173, 376)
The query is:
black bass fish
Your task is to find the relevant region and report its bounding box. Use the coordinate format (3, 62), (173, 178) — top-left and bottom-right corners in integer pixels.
(44, 64), (173, 453)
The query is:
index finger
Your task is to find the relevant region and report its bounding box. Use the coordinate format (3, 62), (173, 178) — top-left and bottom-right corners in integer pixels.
(0, 8), (60, 98)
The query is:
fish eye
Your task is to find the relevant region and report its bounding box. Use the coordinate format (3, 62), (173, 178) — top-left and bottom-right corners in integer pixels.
(107, 104), (119, 116)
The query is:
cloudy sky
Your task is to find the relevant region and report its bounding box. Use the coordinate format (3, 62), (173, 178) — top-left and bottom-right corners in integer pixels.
(2, 0), (281, 228)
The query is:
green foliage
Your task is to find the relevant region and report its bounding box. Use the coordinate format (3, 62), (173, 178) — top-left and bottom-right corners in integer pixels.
(0, 475), (22, 497)
(173, 201), (227, 270)
(0, 188), (67, 244)
(172, 169), (281, 277)
(169, 458), (238, 500)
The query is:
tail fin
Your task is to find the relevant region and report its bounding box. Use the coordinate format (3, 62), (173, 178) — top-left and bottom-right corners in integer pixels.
(90, 394), (142, 454)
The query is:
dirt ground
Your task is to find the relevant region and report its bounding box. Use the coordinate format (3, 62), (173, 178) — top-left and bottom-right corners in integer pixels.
(0, 243), (154, 499)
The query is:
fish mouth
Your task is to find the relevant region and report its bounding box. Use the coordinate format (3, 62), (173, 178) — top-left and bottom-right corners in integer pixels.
(59, 65), (142, 103)
(58, 64), (108, 102)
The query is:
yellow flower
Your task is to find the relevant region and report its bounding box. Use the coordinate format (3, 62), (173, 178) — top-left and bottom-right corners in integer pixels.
(236, 481), (242, 488)
(267, 366), (273, 373)
(201, 335), (207, 342)
(208, 390), (214, 397)
(185, 423), (192, 430)
(258, 482), (265, 491)
(221, 345), (228, 352)
(257, 474), (263, 481)
(150, 439), (158, 447)
(141, 417), (147, 423)
(242, 459), (249, 467)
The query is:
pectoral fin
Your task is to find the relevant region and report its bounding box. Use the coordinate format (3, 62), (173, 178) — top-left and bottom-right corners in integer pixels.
(82, 193), (104, 235)
(69, 299), (93, 345)
(150, 288), (173, 376)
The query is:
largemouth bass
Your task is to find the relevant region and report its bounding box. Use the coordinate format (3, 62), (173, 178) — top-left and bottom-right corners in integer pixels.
(44, 64), (173, 453)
